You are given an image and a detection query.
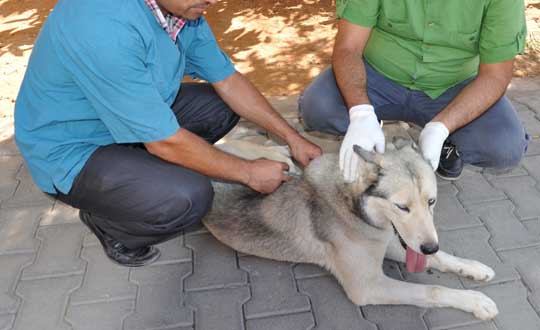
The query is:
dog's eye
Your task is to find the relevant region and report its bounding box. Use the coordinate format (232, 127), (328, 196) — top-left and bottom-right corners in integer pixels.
(428, 198), (436, 206)
(394, 204), (410, 213)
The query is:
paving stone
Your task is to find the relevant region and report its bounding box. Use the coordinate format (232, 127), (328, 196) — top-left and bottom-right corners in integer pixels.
(123, 263), (193, 330)
(153, 235), (191, 266)
(523, 155), (540, 183)
(363, 305), (427, 330)
(0, 156), (22, 180)
(66, 300), (134, 330)
(0, 156), (21, 205)
(0, 206), (46, 255)
(14, 276), (82, 330)
(491, 176), (540, 219)
(70, 245), (136, 305)
(268, 95), (300, 119)
(187, 287), (250, 330)
(0, 314), (14, 330)
(22, 223), (86, 280)
(479, 281), (540, 330)
(447, 323), (498, 330)
(184, 233), (247, 291)
(437, 227), (520, 288)
(298, 276), (378, 330)
(453, 170), (506, 207)
(245, 312), (315, 330)
(506, 78), (540, 99)
(482, 164), (529, 179)
(526, 138), (540, 156)
(0, 254), (33, 314)
(0, 180), (17, 206)
(239, 256), (310, 319)
(434, 184), (482, 231)
(293, 263), (330, 280)
(39, 202), (80, 226)
(0, 138), (19, 157)
(466, 200), (540, 250)
(522, 218), (540, 236)
(516, 106), (540, 137)
(3, 165), (54, 208)
(498, 246), (540, 311)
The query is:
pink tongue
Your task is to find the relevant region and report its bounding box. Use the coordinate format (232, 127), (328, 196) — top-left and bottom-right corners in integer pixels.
(406, 247), (427, 273)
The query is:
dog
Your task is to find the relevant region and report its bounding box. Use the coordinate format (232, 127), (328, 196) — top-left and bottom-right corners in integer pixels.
(205, 139), (498, 320)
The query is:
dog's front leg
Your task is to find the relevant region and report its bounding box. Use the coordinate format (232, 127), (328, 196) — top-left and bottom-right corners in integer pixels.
(385, 235), (495, 282)
(363, 276), (498, 320)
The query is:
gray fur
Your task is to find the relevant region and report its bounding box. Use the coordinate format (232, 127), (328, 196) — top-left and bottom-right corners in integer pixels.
(202, 141), (499, 319)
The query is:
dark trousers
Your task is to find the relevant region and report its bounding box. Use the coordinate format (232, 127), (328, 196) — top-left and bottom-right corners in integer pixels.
(299, 63), (529, 171)
(55, 83), (240, 249)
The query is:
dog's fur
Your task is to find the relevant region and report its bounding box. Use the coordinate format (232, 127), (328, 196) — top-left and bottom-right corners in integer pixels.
(206, 139), (498, 319)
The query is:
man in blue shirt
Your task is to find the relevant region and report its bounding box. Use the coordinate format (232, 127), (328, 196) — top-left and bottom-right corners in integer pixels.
(15, 0), (322, 266)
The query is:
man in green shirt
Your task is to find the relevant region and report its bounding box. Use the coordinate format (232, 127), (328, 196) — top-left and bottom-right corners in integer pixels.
(300, 0), (529, 180)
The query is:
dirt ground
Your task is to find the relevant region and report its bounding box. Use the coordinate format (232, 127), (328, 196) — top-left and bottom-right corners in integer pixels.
(1, 0), (539, 118)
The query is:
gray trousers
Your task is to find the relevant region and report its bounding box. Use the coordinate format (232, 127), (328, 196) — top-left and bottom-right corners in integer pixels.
(55, 83), (240, 249)
(299, 63), (529, 170)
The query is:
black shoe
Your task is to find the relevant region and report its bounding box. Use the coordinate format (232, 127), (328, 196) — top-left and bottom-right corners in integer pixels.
(436, 141), (464, 181)
(79, 211), (161, 267)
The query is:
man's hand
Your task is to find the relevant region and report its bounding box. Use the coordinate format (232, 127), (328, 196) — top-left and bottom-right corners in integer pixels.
(287, 134), (322, 167)
(246, 159), (291, 193)
(418, 121), (449, 170)
(339, 104), (385, 182)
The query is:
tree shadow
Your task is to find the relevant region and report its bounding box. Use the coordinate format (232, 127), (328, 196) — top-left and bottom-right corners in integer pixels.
(0, 0), (57, 57)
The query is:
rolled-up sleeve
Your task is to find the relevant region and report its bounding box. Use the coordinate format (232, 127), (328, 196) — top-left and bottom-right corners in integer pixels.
(336, 0), (380, 27)
(479, 0), (527, 64)
(60, 21), (179, 143)
(184, 18), (236, 83)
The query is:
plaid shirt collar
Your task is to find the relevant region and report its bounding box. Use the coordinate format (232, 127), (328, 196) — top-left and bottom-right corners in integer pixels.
(144, 0), (186, 42)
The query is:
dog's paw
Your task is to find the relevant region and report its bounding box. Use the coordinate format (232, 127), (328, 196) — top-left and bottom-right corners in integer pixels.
(458, 259), (495, 282)
(465, 290), (499, 320)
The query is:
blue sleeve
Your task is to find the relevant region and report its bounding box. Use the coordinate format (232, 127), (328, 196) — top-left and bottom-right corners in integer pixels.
(59, 20), (179, 143)
(184, 18), (236, 83)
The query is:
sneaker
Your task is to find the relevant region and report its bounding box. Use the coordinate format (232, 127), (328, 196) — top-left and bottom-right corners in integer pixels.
(79, 211), (161, 267)
(436, 141), (463, 181)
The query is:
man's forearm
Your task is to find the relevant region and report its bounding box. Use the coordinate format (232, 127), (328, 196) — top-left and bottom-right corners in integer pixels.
(432, 60), (514, 133)
(332, 47), (370, 108)
(145, 128), (250, 184)
(213, 72), (300, 144)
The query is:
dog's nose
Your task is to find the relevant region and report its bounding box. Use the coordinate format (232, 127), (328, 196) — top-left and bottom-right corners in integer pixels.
(420, 243), (439, 255)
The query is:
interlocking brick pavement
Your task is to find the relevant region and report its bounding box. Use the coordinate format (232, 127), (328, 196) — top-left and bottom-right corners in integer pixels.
(1, 80), (540, 329)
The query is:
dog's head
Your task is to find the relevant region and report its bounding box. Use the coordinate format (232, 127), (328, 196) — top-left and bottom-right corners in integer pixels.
(351, 139), (439, 260)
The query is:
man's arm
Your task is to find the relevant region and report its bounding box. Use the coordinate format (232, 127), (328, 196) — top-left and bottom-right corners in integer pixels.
(332, 19), (373, 108)
(144, 128), (290, 194)
(212, 71), (322, 166)
(418, 59), (514, 170)
(431, 60), (514, 133)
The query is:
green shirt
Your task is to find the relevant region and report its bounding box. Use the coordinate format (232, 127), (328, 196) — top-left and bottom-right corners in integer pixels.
(337, 0), (527, 99)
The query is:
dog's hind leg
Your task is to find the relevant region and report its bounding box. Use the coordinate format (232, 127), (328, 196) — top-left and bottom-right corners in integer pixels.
(384, 235), (495, 282)
(360, 276), (498, 320)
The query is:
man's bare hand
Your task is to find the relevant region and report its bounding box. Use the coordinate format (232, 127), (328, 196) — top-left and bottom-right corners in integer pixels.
(246, 159), (291, 194)
(287, 134), (322, 167)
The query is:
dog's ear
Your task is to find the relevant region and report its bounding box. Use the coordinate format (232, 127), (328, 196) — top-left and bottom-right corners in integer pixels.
(353, 145), (383, 167)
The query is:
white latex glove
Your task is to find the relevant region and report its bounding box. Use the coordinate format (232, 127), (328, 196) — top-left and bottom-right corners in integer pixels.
(339, 104), (385, 182)
(418, 121), (449, 170)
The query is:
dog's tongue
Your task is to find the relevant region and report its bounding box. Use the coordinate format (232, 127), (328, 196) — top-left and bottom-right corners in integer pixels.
(406, 247), (427, 273)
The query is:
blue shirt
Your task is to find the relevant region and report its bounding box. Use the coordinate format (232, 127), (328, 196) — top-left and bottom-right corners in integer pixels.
(15, 0), (235, 194)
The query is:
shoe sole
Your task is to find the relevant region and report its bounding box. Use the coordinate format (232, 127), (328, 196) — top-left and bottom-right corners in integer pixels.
(79, 211), (161, 267)
(436, 171), (463, 181)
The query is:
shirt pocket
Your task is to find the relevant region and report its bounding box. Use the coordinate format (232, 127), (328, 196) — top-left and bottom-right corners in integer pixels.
(382, 0), (408, 23)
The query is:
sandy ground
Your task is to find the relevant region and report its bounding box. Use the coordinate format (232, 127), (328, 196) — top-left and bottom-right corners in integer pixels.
(1, 0), (539, 119)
